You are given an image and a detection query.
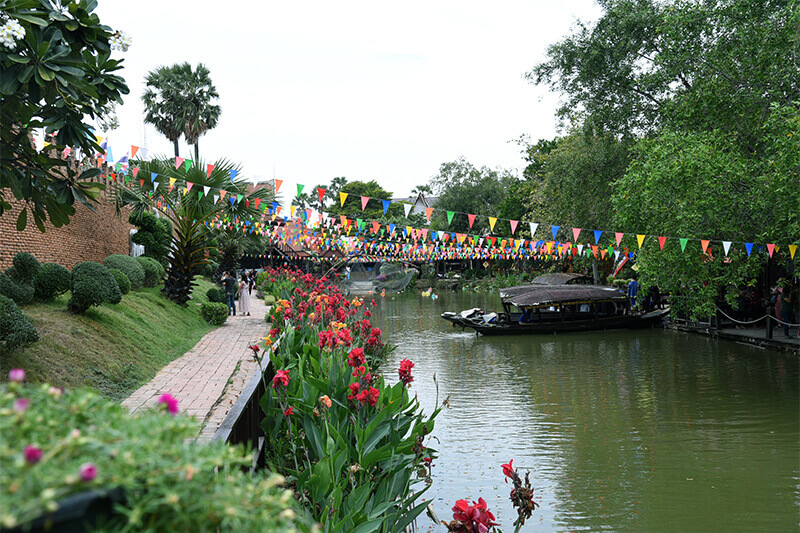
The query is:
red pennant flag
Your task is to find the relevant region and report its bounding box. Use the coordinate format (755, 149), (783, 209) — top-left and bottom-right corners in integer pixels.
(658, 236), (667, 250)
(132, 167), (139, 178)
(131, 145), (139, 158)
(254, 198), (261, 208)
(140, 179), (144, 187)
(425, 207), (434, 222)
(615, 232), (624, 246)
(318, 188), (326, 202)
(361, 196), (369, 210)
(767, 243), (775, 257)
(701, 239), (710, 254)
(175, 157), (184, 169)
(468, 214), (476, 228)
(510, 220), (519, 234)
(572, 227), (581, 242)
(340, 215), (347, 227)
(206, 164), (215, 177)
(246, 199), (251, 208)
(372, 220), (380, 233)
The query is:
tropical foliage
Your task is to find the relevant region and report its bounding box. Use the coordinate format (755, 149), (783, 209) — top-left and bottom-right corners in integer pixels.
(115, 157), (273, 304)
(0, 0), (129, 230)
(257, 268), (441, 531)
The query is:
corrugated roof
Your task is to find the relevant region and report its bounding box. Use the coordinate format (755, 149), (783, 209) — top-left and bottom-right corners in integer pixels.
(504, 285), (625, 307)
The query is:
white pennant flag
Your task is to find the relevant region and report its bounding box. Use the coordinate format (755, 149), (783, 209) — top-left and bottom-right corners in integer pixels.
(577, 244), (584, 255)
(479, 237), (485, 247)
(438, 230), (445, 240)
(213, 194), (219, 203)
(529, 222), (539, 237)
(722, 241), (732, 256)
(152, 181), (159, 189)
(203, 186), (210, 196)
(614, 250), (620, 261)
(403, 203), (412, 217)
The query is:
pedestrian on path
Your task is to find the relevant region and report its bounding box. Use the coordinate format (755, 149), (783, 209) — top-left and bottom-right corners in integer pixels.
(780, 284), (796, 338)
(222, 271), (237, 316)
(238, 273), (252, 316)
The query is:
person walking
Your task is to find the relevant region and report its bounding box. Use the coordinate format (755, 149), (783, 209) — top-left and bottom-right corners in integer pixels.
(780, 284), (795, 338)
(238, 272), (252, 316)
(627, 277), (640, 312)
(222, 271), (237, 316)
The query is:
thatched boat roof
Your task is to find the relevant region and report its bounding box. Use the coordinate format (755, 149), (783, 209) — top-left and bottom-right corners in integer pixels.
(503, 285), (625, 307)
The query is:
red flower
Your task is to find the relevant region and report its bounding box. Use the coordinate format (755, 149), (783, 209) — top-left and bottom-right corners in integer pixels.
(366, 386), (380, 407)
(248, 344), (260, 353)
(284, 406), (294, 416)
(398, 358), (414, 386)
(272, 369), (290, 388)
(451, 497), (497, 531)
(24, 445), (42, 464)
(352, 365), (366, 378)
(79, 462), (97, 482)
(347, 347), (366, 367)
(347, 382), (360, 400)
(501, 459), (514, 479)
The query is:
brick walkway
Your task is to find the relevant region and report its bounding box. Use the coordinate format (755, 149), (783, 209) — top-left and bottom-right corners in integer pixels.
(122, 295), (268, 441)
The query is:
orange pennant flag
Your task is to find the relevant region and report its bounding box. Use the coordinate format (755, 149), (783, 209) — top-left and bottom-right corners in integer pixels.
(701, 239), (710, 254)
(425, 207), (434, 222)
(274, 179), (283, 192)
(131, 145), (139, 158)
(206, 164), (215, 177)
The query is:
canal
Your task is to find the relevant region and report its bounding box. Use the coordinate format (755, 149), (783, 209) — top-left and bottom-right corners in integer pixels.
(372, 290), (799, 532)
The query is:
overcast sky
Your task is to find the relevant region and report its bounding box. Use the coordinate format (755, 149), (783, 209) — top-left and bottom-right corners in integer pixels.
(95, 0), (601, 205)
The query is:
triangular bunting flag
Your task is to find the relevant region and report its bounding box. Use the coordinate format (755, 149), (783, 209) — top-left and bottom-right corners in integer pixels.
(572, 227), (581, 242)
(658, 236), (667, 250)
(131, 145), (139, 158)
(446, 211), (455, 226)
(186, 182), (194, 192)
(766, 243), (775, 257)
(615, 232), (624, 246)
(745, 243), (753, 256)
(788, 244), (797, 259)
(206, 164), (215, 177)
(594, 230), (602, 244)
(274, 179), (282, 192)
(468, 214), (477, 228)
(403, 203), (412, 217)
(722, 241), (732, 256)
(150, 172), (158, 182)
(636, 234), (646, 249)
(317, 188), (326, 203)
(339, 192), (348, 207)
(551, 225), (560, 240)
(529, 222), (539, 237)
(230, 169), (238, 182)
(679, 238), (688, 252)
(382, 200), (391, 214)
(175, 157), (184, 169)
(297, 184), (304, 195)
(701, 239), (710, 254)
(488, 217), (497, 231)
(510, 220), (519, 235)
(425, 207), (434, 222)
(361, 196), (369, 210)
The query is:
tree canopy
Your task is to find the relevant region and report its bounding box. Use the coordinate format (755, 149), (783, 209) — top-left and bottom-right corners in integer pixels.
(0, 0), (130, 231)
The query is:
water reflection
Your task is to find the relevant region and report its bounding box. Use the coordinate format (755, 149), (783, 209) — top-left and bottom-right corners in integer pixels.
(373, 291), (800, 532)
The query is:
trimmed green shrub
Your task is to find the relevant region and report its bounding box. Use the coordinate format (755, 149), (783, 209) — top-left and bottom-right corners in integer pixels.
(200, 302), (228, 325)
(136, 256), (164, 288)
(69, 262), (122, 314)
(32, 263), (71, 301)
(129, 210), (173, 264)
(0, 273), (34, 305)
(0, 294), (39, 351)
(7, 252), (41, 285)
(103, 254), (145, 290)
(108, 268), (131, 295)
(206, 287), (225, 303)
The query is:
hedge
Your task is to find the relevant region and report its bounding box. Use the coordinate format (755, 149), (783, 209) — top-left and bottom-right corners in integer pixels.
(0, 273), (34, 306)
(108, 268), (131, 295)
(0, 294), (39, 351)
(206, 287), (225, 303)
(7, 252), (41, 285)
(136, 256), (165, 288)
(68, 262), (122, 314)
(32, 263), (71, 301)
(200, 302), (228, 325)
(103, 255), (145, 290)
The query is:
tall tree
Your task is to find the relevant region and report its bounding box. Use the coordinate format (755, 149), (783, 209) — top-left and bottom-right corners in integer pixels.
(115, 158), (273, 304)
(324, 180), (402, 222)
(142, 63), (221, 159)
(0, 0), (129, 231)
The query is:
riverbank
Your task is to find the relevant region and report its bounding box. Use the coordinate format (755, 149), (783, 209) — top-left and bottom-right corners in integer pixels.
(0, 279), (217, 400)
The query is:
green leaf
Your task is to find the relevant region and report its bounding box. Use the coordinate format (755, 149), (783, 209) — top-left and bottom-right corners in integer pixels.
(7, 54), (30, 64)
(37, 65), (54, 82)
(349, 517), (384, 533)
(16, 208), (28, 231)
(14, 14), (48, 25)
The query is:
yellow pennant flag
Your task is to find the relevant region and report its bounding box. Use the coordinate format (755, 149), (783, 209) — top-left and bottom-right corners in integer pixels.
(340, 192), (348, 207)
(636, 234), (646, 248)
(488, 217), (497, 231)
(789, 244), (797, 259)
(169, 177), (177, 188)
(290, 205), (297, 217)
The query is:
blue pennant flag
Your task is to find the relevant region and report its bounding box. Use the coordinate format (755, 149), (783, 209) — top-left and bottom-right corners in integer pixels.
(594, 230), (602, 244)
(382, 200), (391, 215)
(150, 172), (158, 182)
(551, 225), (560, 240)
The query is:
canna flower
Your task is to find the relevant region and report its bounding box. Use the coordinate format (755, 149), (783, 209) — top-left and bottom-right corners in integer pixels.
(272, 369), (290, 388)
(501, 459), (514, 479)
(398, 359), (415, 386)
(158, 393), (179, 415)
(283, 406), (294, 416)
(318, 395), (332, 408)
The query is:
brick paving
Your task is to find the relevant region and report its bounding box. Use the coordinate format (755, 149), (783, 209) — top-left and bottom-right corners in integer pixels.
(122, 295), (268, 440)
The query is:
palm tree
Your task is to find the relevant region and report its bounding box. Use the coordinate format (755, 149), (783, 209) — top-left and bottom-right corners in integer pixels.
(116, 157), (273, 304)
(141, 63), (221, 160)
(180, 63), (221, 162)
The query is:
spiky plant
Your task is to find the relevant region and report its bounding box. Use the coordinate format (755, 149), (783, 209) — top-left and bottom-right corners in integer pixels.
(116, 157), (274, 304)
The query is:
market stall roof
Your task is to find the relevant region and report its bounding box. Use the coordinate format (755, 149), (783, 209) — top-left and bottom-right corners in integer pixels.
(504, 285), (625, 307)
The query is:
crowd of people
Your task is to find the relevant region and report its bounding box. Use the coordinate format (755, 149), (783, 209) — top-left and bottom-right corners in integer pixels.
(220, 270), (257, 317)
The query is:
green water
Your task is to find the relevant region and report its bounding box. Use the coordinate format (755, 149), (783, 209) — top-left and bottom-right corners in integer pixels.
(372, 291), (799, 532)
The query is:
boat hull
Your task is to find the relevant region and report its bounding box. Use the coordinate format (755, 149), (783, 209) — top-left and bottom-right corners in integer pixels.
(442, 309), (670, 335)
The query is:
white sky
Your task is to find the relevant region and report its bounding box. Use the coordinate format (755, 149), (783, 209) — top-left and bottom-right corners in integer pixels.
(95, 0), (602, 205)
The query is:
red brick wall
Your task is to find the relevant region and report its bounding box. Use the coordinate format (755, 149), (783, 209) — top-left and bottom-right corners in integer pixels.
(0, 179), (134, 270)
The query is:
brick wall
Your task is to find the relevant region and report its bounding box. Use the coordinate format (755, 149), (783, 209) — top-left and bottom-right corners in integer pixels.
(0, 179), (134, 270)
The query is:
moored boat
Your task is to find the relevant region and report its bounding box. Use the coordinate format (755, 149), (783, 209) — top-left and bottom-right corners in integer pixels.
(442, 284), (669, 335)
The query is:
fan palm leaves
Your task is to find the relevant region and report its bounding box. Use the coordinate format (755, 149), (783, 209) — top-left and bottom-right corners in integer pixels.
(142, 63), (221, 160)
(116, 157), (274, 304)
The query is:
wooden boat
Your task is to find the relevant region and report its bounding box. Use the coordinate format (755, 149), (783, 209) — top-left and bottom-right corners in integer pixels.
(442, 285), (669, 335)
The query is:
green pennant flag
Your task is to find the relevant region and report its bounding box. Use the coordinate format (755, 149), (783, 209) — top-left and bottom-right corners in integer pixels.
(184, 160), (192, 170)
(446, 211), (455, 225)
(237, 194), (244, 203)
(198, 190), (204, 200)
(679, 238), (688, 252)
(297, 184), (305, 195)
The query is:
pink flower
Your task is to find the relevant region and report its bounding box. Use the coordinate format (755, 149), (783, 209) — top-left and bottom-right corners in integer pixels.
(24, 445), (42, 464)
(398, 359), (415, 386)
(8, 369), (25, 382)
(272, 369), (290, 388)
(284, 406), (294, 416)
(79, 462), (97, 482)
(13, 398), (29, 413)
(158, 393), (179, 415)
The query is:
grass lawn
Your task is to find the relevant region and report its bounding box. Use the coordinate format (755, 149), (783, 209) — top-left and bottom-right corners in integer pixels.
(0, 278), (219, 401)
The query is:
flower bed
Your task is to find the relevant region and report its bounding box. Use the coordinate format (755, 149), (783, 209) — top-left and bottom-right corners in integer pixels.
(0, 370), (311, 532)
(256, 268), (442, 531)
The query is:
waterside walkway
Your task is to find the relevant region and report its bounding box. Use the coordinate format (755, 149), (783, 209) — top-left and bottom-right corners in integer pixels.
(122, 296), (268, 441)
(668, 322), (800, 354)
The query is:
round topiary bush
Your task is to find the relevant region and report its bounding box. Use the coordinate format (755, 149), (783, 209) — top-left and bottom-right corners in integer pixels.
(103, 254), (145, 290)
(33, 262), (72, 301)
(0, 273), (35, 305)
(0, 294), (40, 351)
(200, 302), (229, 325)
(206, 287), (225, 303)
(136, 256), (165, 288)
(108, 268), (131, 295)
(69, 262), (122, 314)
(7, 252), (41, 285)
